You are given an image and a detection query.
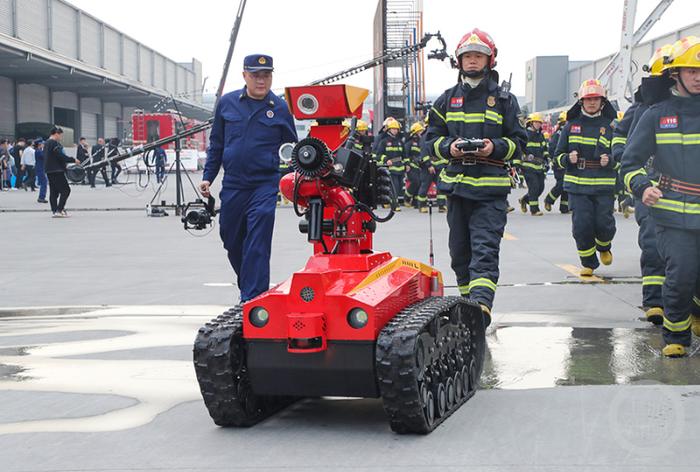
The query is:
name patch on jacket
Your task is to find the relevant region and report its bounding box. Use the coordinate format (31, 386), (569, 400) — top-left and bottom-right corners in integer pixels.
(570, 125), (581, 134)
(659, 116), (679, 129)
(450, 97), (463, 108)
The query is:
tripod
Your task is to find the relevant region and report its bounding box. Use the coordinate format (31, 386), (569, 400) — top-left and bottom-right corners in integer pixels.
(148, 139), (200, 216)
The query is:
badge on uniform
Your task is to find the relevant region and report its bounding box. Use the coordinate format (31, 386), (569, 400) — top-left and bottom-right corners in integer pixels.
(660, 116), (679, 129)
(450, 97), (463, 108)
(570, 125), (581, 134)
(266, 110), (275, 118)
(599, 127), (606, 135)
(258, 57), (267, 65)
(487, 96), (496, 107)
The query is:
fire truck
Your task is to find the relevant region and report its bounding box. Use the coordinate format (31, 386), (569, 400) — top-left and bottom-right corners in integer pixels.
(131, 111), (208, 152)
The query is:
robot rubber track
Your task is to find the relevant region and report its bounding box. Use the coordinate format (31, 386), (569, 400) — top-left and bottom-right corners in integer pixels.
(192, 306), (296, 427)
(194, 297), (485, 432)
(376, 297), (486, 434)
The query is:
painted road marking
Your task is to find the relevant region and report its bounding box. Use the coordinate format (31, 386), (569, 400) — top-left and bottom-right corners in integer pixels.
(557, 264), (604, 283)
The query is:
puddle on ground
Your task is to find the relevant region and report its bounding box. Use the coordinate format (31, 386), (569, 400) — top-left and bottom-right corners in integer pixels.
(1, 306), (700, 435)
(483, 326), (700, 389)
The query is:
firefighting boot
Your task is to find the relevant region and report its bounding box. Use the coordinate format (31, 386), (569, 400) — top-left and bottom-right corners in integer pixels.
(480, 304), (492, 328)
(644, 307), (664, 325)
(519, 197), (527, 213)
(544, 201), (552, 212)
(507, 205), (515, 213)
(692, 315), (700, 337)
(600, 251), (613, 266)
(419, 206), (428, 213)
(438, 204), (447, 213)
(662, 344), (687, 358)
(532, 211), (544, 216)
(580, 267), (594, 277)
(404, 197), (413, 208)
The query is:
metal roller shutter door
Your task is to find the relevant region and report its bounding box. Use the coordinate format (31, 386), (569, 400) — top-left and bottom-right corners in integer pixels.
(81, 112), (97, 142)
(0, 76), (15, 137)
(53, 91), (78, 110)
(104, 116), (118, 140)
(17, 84), (50, 123)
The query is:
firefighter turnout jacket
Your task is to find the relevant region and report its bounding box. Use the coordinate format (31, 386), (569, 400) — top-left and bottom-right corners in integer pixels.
(376, 135), (406, 174)
(426, 78), (526, 200)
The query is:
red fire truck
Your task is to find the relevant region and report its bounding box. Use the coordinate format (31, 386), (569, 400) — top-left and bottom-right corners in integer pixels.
(131, 111), (208, 151)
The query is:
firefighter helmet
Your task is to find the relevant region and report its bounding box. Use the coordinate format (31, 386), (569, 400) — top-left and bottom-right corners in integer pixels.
(409, 122), (424, 135)
(666, 36), (700, 69)
(558, 111), (567, 123)
(455, 29), (497, 68)
(382, 117), (396, 128)
(578, 79), (606, 99)
(356, 120), (369, 132)
(644, 43), (674, 76)
(526, 112), (544, 124)
(386, 119), (401, 131)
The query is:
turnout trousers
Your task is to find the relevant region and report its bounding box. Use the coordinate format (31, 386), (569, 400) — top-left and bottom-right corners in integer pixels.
(544, 169), (569, 212)
(634, 200), (665, 309)
(655, 225), (700, 346)
(405, 168), (421, 205)
(219, 185), (278, 302)
(447, 195), (507, 309)
(389, 172), (405, 204)
(519, 170), (545, 213)
(569, 193), (616, 269)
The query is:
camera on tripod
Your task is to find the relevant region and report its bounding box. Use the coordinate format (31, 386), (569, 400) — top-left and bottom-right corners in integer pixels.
(182, 195), (217, 230)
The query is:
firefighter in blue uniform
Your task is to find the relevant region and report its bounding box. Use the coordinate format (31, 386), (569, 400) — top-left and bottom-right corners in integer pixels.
(200, 54), (297, 303)
(417, 122), (448, 214)
(516, 112), (549, 216)
(426, 29), (527, 324)
(621, 36), (700, 357)
(544, 111), (569, 213)
(346, 119), (371, 155)
(375, 118), (407, 209)
(613, 44), (674, 325)
(555, 79), (618, 276)
(404, 122), (425, 208)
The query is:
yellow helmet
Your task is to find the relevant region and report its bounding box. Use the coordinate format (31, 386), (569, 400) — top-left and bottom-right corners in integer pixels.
(666, 36), (700, 69)
(356, 120), (369, 132)
(558, 111), (567, 123)
(386, 119), (401, 131)
(409, 122), (425, 135)
(578, 79), (606, 99)
(383, 117), (396, 128)
(526, 112), (544, 124)
(543, 131), (551, 140)
(644, 43), (674, 76)
(617, 111), (625, 121)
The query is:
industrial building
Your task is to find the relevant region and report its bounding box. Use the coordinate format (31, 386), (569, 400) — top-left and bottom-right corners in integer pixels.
(524, 20), (700, 114)
(0, 0), (210, 146)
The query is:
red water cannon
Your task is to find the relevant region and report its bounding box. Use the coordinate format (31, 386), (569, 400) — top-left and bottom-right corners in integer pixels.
(280, 84), (395, 256)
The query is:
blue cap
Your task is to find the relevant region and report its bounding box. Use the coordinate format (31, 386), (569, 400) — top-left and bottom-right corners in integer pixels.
(34, 138), (44, 145)
(244, 54), (274, 72)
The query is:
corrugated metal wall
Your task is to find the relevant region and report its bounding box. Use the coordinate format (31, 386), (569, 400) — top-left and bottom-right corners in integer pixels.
(80, 14), (101, 67)
(153, 54), (165, 89)
(165, 61), (176, 93)
(123, 38), (138, 80)
(17, 84), (50, 122)
(139, 46), (152, 86)
(0, 76), (15, 137)
(52, 1), (77, 58)
(103, 27), (121, 72)
(176, 67), (186, 95)
(17, 0), (48, 47)
(0, 0), (12, 36)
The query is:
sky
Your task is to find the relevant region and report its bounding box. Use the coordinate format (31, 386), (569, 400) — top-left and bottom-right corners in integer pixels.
(68, 0), (696, 98)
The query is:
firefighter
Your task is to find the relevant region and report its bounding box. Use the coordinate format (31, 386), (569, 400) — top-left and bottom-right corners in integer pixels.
(516, 112), (549, 216)
(426, 28), (527, 324)
(544, 111), (569, 213)
(417, 131), (448, 213)
(621, 36), (700, 357)
(200, 54), (297, 303)
(613, 110), (634, 218)
(376, 118), (407, 209)
(614, 44), (674, 324)
(555, 79), (618, 276)
(346, 119), (372, 155)
(404, 122), (425, 208)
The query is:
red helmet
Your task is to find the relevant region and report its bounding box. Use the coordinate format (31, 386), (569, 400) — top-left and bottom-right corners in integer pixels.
(578, 79), (606, 99)
(455, 29), (497, 68)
